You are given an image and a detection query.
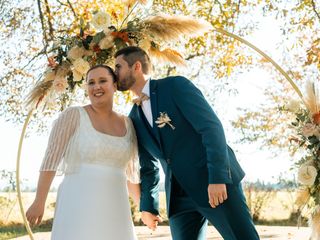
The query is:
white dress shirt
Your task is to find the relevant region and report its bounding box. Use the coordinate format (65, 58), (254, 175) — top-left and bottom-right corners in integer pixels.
(141, 80), (153, 127)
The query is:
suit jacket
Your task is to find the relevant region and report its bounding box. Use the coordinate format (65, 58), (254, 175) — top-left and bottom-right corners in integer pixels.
(129, 76), (245, 216)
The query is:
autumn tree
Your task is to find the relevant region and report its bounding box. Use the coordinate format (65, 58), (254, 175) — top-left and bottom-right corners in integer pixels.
(1, 0), (268, 133)
(232, 0), (320, 154)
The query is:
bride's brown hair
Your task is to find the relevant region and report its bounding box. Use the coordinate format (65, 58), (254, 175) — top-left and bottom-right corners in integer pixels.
(86, 65), (117, 82)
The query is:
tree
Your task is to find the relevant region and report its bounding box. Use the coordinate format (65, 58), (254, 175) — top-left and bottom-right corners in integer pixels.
(231, 0), (320, 154)
(1, 0), (265, 133)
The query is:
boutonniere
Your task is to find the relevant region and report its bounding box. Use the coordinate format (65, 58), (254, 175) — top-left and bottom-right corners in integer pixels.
(155, 112), (175, 130)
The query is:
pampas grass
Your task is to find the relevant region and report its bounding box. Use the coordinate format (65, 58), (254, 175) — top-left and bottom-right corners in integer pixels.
(149, 47), (186, 66)
(303, 80), (320, 114)
(141, 15), (212, 42)
(25, 80), (53, 109)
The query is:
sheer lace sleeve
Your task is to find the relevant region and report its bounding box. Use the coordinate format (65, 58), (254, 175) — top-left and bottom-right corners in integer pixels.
(126, 117), (140, 184)
(40, 107), (80, 172)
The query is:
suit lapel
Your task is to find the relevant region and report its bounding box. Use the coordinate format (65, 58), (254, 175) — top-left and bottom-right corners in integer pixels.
(132, 106), (160, 153)
(149, 80), (162, 146)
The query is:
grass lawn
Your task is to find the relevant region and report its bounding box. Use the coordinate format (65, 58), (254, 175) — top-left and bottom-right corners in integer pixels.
(0, 191), (309, 239)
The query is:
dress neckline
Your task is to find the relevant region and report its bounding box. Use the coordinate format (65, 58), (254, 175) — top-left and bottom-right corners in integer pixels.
(79, 107), (128, 138)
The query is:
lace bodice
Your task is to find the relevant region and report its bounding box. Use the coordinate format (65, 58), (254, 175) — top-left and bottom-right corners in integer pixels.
(40, 106), (140, 183)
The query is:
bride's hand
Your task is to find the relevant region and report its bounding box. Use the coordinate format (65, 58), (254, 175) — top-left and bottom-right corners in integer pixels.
(26, 200), (45, 226)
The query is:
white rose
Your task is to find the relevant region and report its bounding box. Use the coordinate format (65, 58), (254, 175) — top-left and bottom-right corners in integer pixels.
(53, 76), (68, 93)
(298, 165), (318, 186)
(67, 46), (86, 60)
(286, 99), (300, 112)
(73, 58), (90, 75)
(72, 69), (84, 81)
(99, 35), (114, 49)
(91, 11), (111, 31)
(302, 123), (319, 137)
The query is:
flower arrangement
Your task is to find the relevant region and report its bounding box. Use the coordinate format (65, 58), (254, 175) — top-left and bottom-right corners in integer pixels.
(155, 112), (175, 130)
(26, 0), (211, 110)
(286, 80), (320, 239)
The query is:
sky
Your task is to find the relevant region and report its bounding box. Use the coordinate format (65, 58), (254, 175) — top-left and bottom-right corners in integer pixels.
(0, 16), (297, 189)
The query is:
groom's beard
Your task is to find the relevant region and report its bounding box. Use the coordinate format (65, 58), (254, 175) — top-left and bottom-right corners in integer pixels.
(117, 74), (136, 91)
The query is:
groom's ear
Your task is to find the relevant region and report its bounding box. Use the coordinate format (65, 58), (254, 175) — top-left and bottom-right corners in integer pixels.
(133, 61), (142, 72)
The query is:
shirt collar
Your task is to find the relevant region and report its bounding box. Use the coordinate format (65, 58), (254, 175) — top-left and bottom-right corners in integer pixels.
(141, 79), (150, 97)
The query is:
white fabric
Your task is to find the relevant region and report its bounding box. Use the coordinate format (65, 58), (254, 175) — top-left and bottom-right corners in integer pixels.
(51, 164), (137, 240)
(141, 80), (153, 127)
(46, 106), (139, 239)
(40, 106), (140, 183)
(40, 107), (80, 173)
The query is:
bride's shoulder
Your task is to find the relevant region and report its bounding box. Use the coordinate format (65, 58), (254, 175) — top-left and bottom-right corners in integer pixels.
(57, 106), (81, 120)
(120, 115), (134, 130)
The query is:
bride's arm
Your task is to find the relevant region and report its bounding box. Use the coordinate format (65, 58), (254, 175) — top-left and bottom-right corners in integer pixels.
(26, 171), (55, 225)
(127, 181), (141, 206)
(26, 107), (80, 225)
(125, 117), (141, 206)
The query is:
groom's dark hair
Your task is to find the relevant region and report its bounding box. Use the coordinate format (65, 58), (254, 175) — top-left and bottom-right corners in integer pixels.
(115, 46), (152, 74)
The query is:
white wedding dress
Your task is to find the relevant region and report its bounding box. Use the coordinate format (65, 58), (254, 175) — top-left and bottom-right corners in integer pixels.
(40, 106), (139, 240)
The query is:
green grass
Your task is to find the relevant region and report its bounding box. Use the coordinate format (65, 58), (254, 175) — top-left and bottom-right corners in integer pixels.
(0, 220), (52, 240)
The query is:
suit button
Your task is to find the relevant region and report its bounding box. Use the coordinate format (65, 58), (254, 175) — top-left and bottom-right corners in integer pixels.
(167, 158), (171, 164)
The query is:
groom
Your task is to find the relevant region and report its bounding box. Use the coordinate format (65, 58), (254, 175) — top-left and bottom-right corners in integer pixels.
(115, 46), (259, 240)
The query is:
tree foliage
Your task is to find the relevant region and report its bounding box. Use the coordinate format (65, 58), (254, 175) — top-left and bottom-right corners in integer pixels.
(2, 0), (318, 151)
(231, 0), (320, 153)
(1, 0), (263, 132)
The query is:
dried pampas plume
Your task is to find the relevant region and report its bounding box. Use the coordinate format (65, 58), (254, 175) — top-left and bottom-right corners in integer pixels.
(303, 80), (320, 114)
(25, 80), (53, 109)
(142, 15), (212, 42)
(26, 62), (71, 109)
(149, 47), (186, 66)
(309, 206), (320, 240)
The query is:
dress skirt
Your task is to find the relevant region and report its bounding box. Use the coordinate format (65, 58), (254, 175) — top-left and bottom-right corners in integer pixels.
(51, 163), (137, 240)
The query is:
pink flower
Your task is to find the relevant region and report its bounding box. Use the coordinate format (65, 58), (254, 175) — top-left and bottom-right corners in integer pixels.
(302, 123), (319, 137)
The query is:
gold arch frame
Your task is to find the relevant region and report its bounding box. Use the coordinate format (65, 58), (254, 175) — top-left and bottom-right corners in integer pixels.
(16, 27), (303, 240)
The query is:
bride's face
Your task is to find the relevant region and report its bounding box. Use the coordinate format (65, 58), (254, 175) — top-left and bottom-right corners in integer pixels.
(86, 67), (117, 106)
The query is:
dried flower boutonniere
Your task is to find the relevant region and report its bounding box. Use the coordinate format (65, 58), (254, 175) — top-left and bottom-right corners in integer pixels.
(155, 112), (175, 130)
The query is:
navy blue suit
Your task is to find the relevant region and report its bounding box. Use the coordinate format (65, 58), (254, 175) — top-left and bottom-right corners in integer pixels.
(129, 76), (259, 240)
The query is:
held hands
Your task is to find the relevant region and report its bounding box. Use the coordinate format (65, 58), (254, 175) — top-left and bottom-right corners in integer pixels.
(26, 200), (45, 226)
(141, 211), (163, 231)
(208, 184), (227, 208)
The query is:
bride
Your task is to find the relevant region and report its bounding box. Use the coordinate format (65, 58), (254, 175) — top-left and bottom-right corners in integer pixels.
(26, 65), (140, 240)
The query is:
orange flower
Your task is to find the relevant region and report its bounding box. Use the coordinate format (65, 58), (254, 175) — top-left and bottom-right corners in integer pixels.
(312, 112), (320, 125)
(92, 44), (101, 53)
(48, 57), (57, 68)
(111, 11), (118, 22)
(111, 31), (130, 43)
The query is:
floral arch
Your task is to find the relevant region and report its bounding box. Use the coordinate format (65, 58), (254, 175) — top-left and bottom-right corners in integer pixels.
(15, 1), (319, 239)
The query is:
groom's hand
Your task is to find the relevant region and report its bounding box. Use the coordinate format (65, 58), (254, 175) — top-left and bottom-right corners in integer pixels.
(141, 211), (162, 231)
(208, 184), (227, 208)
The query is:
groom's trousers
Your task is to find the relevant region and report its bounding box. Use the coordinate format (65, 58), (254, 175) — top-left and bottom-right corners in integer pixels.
(168, 176), (260, 240)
